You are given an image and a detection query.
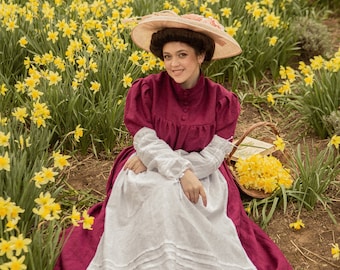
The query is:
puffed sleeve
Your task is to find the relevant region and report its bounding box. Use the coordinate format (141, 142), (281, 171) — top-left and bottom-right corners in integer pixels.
(216, 91), (240, 140)
(124, 78), (154, 136)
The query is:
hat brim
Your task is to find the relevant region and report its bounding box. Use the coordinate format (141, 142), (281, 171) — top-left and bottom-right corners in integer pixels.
(131, 14), (242, 60)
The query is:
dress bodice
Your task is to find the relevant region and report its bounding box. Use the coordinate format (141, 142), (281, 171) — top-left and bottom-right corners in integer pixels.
(124, 71), (240, 152)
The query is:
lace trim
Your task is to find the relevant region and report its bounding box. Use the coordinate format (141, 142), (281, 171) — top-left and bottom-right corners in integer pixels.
(89, 241), (255, 270)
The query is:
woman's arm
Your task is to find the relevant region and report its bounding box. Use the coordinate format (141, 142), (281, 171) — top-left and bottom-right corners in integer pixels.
(127, 127), (207, 206)
(175, 135), (234, 179)
(132, 127), (192, 180)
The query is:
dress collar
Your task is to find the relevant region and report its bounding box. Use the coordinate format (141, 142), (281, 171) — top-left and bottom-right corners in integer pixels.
(168, 72), (205, 102)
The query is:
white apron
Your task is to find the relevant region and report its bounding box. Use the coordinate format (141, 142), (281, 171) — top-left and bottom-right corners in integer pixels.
(87, 163), (256, 270)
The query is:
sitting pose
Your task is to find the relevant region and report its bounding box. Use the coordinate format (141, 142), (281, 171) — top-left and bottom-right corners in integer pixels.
(55, 11), (292, 270)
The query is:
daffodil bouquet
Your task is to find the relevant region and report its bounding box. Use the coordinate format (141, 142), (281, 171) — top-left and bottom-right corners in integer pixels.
(235, 154), (293, 194)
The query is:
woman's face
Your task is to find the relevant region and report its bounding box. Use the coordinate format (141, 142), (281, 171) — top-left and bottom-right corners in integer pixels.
(162, 41), (205, 89)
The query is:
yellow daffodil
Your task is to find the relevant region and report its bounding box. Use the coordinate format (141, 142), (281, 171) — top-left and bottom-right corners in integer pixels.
(28, 88), (43, 100)
(12, 107), (28, 123)
(268, 36), (278, 46)
(0, 84), (8, 96)
(0, 131), (10, 147)
(122, 73), (133, 88)
(6, 19), (18, 32)
(245, 205), (251, 214)
(0, 152), (10, 171)
(52, 151), (71, 170)
(235, 154), (293, 194)
(128, 51), (141, 65)
(273, 136), (285, 152)
(76, 56), (87, 69)
(10, 234), (32, 256)
(0, 238), (13, 259)
(8, 204), (25, 221)
(163, 0), (172, 9)
(304, 74), (314, 87)
(41, 167), (57, 183)
(6, 218), (19, 232)
(5, 255), (27, 270)
(277, 81), (291, 95)
(70, 206), (81, 226)
(87, 44), (97, 55)
(267, 93), (275, 105)
(285, 67), (296, 82)
(279, 65), (287, 79)
(0, 116), (8, 126)
(220, 7), (232, 18)
(252, 8), (262, 20)
(331, 243), (340, 260)
(171, 7), (180, 15)
(14, 81), (26, 93)
(116, 41), (128, 52)
(33, 192), (61, 220)
(289, 219), (305, 230)
(225, 26), (237, 37)
(263, 12), (280, 29)
(54, 57), (66, 71)
(47, 71), (62, 86)
(121, 6), (133, 18)
(47, 30), (59, 43)
(72, 79), (79, 90)
(0, 197), (11, 219)
(24, 76), (38, 90)
(245, 1), (259, 15)
(75, 69), (88, 82)
(310, 55), (324, 70)
(74, 124), (84, 142)
(18, 36), (28, 48)
(328, 135), (340, 149)
(32, 172), (46, 188)
(90, 81), (101, 93)
(31, 101), (51, 128)
(261, 0), (274, 8)
(88, 59), (98, 72)
(44, 5), (55, 20)
(82, 210), (94, 230)
(34, 192), (54, 206)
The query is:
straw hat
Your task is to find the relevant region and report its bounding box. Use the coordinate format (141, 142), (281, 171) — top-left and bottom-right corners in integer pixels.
(131, 10), (242, 60)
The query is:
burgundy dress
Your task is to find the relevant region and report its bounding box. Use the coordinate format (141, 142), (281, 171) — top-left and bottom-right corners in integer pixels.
(54, 71), (292, 270)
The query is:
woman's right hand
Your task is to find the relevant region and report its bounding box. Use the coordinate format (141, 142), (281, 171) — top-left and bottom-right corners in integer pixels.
(124, 155), (147, 174)
(180, 170), (207, 207)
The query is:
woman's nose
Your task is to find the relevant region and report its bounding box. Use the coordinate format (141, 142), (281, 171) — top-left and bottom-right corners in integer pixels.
(171, 57), (179, 66)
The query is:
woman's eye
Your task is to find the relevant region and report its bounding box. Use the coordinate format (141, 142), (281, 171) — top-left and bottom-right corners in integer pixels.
(179, 53), (187, 58)
(163, 55), (171, 60)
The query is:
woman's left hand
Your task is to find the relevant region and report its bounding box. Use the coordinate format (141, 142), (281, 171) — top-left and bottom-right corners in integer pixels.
(124, 155), (147, 174)
(180, 169), (207, 207)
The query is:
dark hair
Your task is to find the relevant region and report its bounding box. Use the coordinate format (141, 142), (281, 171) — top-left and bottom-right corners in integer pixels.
(150, 28), (215, 62)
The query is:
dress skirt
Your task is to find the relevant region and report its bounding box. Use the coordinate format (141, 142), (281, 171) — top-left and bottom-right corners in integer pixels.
(87, 155), (256, 270)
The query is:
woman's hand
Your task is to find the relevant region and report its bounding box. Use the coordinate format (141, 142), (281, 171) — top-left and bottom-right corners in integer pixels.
(124, 155), (147, 174)
(180, 169), (207, 207)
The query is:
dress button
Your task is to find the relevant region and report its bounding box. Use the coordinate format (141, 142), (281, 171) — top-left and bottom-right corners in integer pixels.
(181, 115), (187, 121)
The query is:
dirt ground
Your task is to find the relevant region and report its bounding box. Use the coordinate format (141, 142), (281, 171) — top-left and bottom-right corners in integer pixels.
(63, 16), (340, 270)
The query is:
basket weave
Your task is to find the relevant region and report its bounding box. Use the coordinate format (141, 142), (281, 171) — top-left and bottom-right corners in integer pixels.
(227, 122), (280, 199)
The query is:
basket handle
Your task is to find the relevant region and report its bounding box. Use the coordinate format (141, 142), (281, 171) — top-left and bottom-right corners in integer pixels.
(226, 121), (280, 163)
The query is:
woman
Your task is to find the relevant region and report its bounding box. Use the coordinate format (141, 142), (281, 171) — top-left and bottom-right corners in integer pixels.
(55, 11), (292, 270)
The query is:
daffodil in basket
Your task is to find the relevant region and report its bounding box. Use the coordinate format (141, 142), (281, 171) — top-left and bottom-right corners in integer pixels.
(234, 154), (293, 198)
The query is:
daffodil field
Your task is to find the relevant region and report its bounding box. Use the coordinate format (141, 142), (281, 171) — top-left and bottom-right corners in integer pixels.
(0, 0), (339, 268)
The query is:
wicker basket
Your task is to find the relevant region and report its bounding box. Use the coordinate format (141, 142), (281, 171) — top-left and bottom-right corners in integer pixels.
(226, 122), (280, 199)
